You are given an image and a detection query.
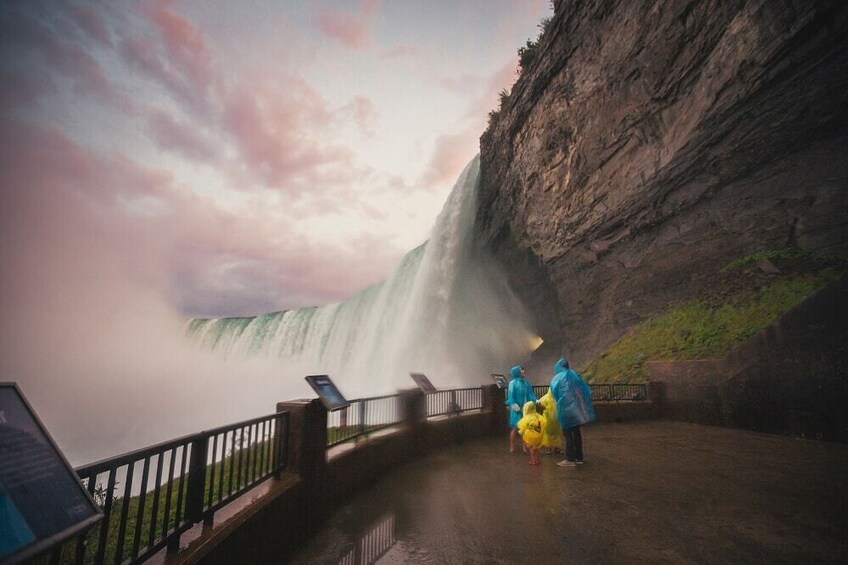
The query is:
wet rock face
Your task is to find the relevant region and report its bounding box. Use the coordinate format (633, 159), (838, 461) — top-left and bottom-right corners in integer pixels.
(476, 0), (848, 366)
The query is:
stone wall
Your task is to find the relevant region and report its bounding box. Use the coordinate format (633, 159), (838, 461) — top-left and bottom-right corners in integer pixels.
(647, 274), (847, 442)
(477, 0), (848, 368)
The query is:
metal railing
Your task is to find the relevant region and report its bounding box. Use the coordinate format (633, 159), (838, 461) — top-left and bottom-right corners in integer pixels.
(326, 387), (487, 447)
(50, 411), (289, 565)
(532, 383), (647, 402)
(426, 388), (483, 418)
(327, 394), (401, 447)
(589, 383), (647, 401)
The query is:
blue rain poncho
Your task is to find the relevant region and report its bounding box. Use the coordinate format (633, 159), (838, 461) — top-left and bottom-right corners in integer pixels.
(506, 365), (537, 428)
(550, 357), (595, 430)
(517, 401), (545, 449)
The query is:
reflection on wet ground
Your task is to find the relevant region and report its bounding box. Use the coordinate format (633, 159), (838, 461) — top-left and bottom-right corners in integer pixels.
(289, 421), (848, 564)
(337, 514), (396, 564)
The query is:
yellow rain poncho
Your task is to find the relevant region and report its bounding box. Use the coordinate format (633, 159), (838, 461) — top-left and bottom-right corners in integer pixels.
(516, 401), (545, 450)
(538, 391), (563, 449)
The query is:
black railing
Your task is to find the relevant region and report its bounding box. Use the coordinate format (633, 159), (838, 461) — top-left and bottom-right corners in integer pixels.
(589, 383), (647, 401)
(532, 383), (647, 402)
(50, 411), (289, 565)
(43, 380), (650, 562)
(327, 387), (487, 447)
(426, 388), (482, 418)
(327, 395), (401, 447)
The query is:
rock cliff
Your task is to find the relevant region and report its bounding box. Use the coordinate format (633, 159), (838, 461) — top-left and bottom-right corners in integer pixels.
(476, 0), (848, 369)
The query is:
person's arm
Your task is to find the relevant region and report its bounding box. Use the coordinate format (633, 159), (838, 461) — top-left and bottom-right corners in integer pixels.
(506, 381), (521, 411)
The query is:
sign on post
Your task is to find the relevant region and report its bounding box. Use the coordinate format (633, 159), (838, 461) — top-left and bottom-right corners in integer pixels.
(490, 373), (508, 389)
(409, 373), (437, 393)
(0, 383), (102, 564)
(304, 375), (351, 412)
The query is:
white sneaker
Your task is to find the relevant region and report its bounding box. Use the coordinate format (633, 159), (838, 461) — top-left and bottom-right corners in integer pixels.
(557, 460), (577, 467)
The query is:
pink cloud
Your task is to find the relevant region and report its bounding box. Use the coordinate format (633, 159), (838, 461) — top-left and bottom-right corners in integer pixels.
(141, 0), (214, 95)
(421, 130), (480, 189)
(345, 95), (378, 136)
(69, 2), (113, 46)
(315, 0), (381, 49)
(472, 58), (520, 119)
(146, 109), (218, 161)
(221, 83), (354, 191)
(379, 43), (420, 60)
(116, 0), (216, 119)
(0, 116), (392, 321)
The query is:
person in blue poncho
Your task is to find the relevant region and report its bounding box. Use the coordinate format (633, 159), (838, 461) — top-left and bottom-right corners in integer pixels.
(550, 357), (595, 467)
(506, 365), (537, 454)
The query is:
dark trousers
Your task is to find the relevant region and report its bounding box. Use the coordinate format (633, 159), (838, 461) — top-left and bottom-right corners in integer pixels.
(564, 426), (583, 462)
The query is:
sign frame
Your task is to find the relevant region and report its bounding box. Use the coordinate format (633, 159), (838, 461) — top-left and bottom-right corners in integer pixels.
(409, 373), (437, 393)
(304, 375), (351, 412)
(490, 373), (508, 389)
(0, 382), (103, 565)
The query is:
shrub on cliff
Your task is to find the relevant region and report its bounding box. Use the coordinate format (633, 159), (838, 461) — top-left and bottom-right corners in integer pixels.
(581, 249), (844, 383)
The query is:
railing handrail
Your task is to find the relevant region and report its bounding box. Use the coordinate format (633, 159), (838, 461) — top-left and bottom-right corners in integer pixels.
(59, 382), (650, 563)
(76, 412), (284, 476)
(59, 411), (289, 565)
(532, 383), (647, 401)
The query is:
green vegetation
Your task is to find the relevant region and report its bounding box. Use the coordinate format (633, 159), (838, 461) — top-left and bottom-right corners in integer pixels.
(582, 249), (844, 383)
(485, 7), (554, 128)
(42, 440), (275, 565)
(720, 247), (807, 273)
(517, 38), (539, 71)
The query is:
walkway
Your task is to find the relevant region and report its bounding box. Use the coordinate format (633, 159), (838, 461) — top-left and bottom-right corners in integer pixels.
(289, 421), (848, 564)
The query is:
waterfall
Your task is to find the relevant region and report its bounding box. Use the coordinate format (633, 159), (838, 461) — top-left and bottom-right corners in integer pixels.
(187, 156), (539, 396)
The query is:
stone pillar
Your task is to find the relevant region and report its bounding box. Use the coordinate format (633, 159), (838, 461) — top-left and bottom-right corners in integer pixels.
(276, 399), (328, 532)
(646, 381), (666, 419)
(399, 388), (426, 455)
(482, 384), (507, 435)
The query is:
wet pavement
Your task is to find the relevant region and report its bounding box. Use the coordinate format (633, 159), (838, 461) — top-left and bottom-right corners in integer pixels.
(289, 421), (848, 564)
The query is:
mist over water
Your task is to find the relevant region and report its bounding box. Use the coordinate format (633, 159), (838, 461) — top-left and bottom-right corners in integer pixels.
(1, 156), (536, 467)
(188, 156), (538, 396)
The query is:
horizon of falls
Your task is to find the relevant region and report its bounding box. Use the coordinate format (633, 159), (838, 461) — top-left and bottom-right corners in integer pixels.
(186, 156), (541, 397)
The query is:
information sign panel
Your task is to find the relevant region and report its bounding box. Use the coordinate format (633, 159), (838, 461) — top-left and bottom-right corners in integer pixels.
(490, 373), (508, 389)
(409, 373), (437, 393)
(304, 375), (350, 412)
(0, 383), (102, 564)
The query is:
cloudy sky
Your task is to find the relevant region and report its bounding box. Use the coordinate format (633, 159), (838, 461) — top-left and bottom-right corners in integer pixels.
(1, 0), (551, 321)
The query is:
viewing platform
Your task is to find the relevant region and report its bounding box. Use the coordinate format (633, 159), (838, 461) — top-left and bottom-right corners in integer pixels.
(286, 420), (847, 564)
(27, 376), (846, 564)
(159, 385), (846, 565)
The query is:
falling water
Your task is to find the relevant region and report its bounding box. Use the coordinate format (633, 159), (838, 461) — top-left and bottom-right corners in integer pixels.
(187, 156), (539, 397)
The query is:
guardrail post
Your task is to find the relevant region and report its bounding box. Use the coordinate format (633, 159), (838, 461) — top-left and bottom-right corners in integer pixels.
(399, 388), (426, 455)
(185, 436), (209, 525)
(647, 381), (666, 418)
(358, 399), (366, 436)
(482, 384), (506, 435)
(273, 411), (289, 479)
(276, 399), (328, 534)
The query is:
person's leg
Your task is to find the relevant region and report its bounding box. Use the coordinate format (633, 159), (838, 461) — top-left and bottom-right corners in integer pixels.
(574, 426), (583, 462)
(509, 428), (517, 453)
(558, 428), (577, 467)
(564, 427), (576, 461)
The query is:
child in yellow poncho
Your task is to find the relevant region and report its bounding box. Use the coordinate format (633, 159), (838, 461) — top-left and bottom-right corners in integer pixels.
(517, 401), (546, 466)
(537, 390), (563, 454)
